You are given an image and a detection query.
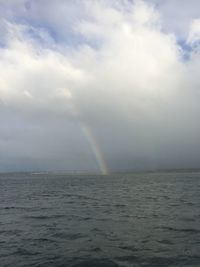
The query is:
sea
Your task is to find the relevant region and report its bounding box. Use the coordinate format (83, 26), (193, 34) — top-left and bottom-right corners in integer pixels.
(0, 171), (200, 267)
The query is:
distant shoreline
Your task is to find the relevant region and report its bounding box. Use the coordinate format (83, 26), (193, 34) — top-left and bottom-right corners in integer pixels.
(1, 168), (200, 176)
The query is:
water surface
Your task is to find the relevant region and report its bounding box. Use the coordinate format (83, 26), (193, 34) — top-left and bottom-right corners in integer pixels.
(0, 172), (200, 266)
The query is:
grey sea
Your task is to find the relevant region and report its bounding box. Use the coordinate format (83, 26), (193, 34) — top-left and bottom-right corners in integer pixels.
(0, 172), (200, 267)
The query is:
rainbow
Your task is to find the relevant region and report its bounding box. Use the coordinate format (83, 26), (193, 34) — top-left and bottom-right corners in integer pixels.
(80, 124), (109, 175)
(67, 97), (109, 175)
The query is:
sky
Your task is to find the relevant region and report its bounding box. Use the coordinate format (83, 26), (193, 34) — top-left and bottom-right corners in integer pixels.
(0, 0), (200, 173)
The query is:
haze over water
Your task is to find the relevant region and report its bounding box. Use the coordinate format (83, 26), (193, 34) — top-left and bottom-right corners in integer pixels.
(1, 171), (200, 267)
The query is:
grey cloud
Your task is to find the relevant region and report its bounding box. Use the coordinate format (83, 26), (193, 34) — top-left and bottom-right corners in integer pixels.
(0, 1), (200, 172)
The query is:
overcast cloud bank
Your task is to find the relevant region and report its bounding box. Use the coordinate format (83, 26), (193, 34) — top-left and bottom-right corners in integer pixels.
(0, 0), (200, 172)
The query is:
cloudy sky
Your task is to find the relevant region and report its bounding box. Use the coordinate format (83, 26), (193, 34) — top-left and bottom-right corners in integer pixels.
(0, 0), (200, 173)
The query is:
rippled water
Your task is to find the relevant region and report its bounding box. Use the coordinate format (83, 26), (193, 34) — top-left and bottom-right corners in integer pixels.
(0, 172), (200, 267)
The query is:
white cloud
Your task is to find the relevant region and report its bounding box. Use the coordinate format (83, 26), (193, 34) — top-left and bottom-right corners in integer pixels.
(187, 19), (200, 46)
(0, 0), (200, 171)
(148, 0), (200, 40)
(0, 21), (86, 113)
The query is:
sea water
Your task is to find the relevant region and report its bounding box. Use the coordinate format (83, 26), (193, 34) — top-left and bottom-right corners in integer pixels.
(0, 172), (200, 267)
